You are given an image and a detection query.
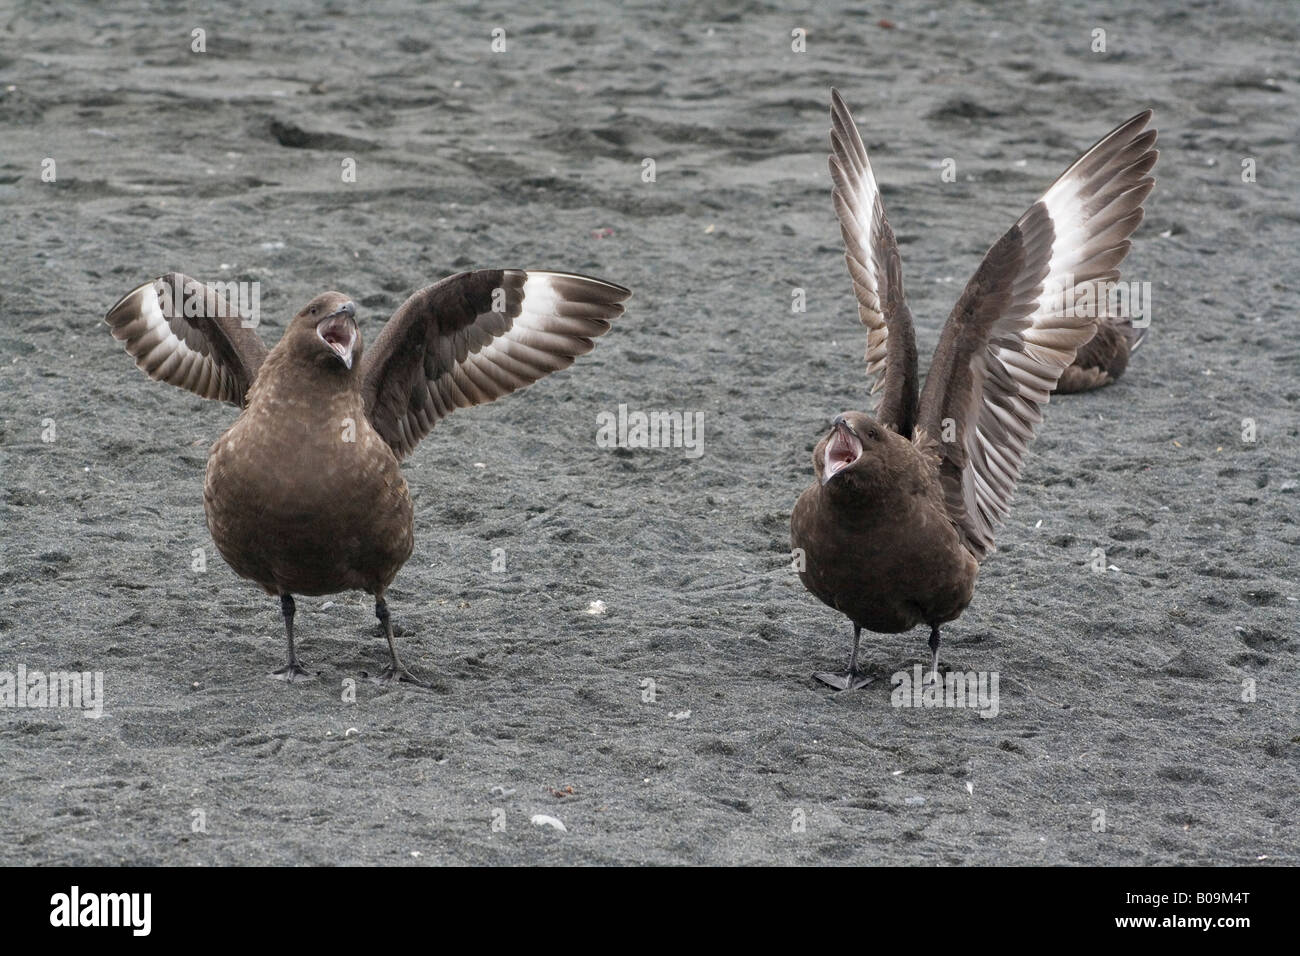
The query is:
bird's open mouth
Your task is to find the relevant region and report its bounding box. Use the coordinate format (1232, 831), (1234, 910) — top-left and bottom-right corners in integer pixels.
(823, 424), (862, 482)
(317, 314), (358, 369)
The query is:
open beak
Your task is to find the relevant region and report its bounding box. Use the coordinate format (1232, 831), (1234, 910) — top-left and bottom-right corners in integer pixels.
(822, 417), (863, 484)
(316, 303), (358, 370)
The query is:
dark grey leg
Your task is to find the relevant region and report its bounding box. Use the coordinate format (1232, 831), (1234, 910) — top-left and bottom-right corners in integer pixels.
(270, 594), (313, 682)
(928, 625), (941, 686)
(370, 596), (430, 688)
(815, 623), (874, 691)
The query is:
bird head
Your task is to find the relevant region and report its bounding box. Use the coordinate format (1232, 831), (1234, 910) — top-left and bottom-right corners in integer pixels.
(288, 292), (362, 373)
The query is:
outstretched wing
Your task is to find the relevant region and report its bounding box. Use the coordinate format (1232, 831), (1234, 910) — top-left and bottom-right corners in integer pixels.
(104, 273), (269, 407)
(917, 111), (1158, 559)
(360, 270), (630, 460)
(829, 89), (919, 437)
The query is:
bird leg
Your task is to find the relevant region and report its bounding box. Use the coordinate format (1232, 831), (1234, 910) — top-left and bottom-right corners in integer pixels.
(928, 625), (942, 686)
(370, 597), (431, 688)
(815, 623), (874, 691)
(270, 593), (314, 682)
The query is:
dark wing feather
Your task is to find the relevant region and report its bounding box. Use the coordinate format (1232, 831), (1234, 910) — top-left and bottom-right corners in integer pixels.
(103, 272), (269, 407)
(917, 111), (1158, 559)
(361, 269), (630, 460)
(830, 89), (919, 436)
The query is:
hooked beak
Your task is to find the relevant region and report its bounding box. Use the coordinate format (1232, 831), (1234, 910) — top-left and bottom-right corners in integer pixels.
(316, 302), (358, 370)
(822, 416), (863, 485)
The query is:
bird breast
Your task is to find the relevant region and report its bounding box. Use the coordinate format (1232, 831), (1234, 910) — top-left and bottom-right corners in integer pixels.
(204, 387), (410, 543)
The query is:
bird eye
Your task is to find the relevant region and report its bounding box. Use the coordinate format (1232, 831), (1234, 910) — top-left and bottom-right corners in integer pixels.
(309, 306), (317, 315)
(868, 429), (880, 440)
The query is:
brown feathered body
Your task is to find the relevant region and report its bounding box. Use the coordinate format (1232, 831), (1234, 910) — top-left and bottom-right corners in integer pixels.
(203, 319), (413, 599)
(792, 419), (977, 634)
(1056, 317), (1146, 393)
(105, 266), (629, 679)
(792, 91), (1157, 683)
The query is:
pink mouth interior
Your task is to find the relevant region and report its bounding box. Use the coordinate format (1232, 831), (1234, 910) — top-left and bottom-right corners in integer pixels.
(824, 428), (863, 479)
(317, 317), (356, 360)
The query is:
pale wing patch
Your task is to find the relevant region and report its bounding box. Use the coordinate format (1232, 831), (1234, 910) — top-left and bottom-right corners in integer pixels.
(829, 90), (890, 394)
(388, 271), (628, 458)
(954, 112), (1157, 558)
(104, 279), (243, 404)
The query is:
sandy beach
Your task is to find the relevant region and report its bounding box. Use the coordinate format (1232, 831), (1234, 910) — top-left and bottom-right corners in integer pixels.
(1, 0), (1297, 865)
